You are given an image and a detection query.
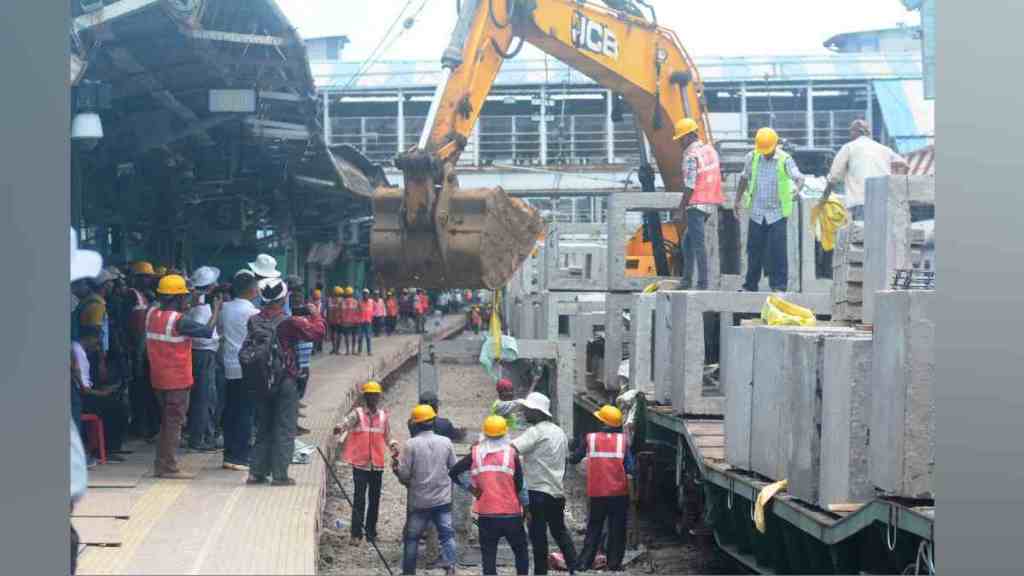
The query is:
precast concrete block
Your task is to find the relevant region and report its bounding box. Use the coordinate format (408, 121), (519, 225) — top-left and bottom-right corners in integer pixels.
(628, 293), (657, 397)
(723, 325), (756, 470)
(572, 312), (605, 394)
(602, 293), (634, 393)
(661, 290), (831, 416)
(606, 192), (684, 292)
(870, 290), (936, 498)
(749, 325), (861, 501)
(653, 292), (675, 406)
(819, 336), (874, 508)
(863, 176), (935, 320)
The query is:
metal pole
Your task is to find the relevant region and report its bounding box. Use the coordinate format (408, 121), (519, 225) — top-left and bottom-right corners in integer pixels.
(323, 91), (332, 146)
(865, 82), (874, 137)
(397, 88), (405, 153)
(606, 89), (615, 163)
(539, 86), (548, 166)
(740, 82), (748, 139)
(806, 83), (814, 147)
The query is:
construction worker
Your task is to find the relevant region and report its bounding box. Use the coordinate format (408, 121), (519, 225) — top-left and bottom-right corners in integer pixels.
(674, 117), (724, 290)
(372, 289), (386, 337)
(470, 305), (483, 335)
(393, 404), (458, 576)
(410, 391), (464, 442)
(146, 274), (220, 479)
(328, 286), (345, 355)
(491, 378), (521, 433)
(336, 381), (398, 544)
(735, 127), (805, 292)
(385, 290), (399, 336)
(571, 405), (634, 572)
(358, 288), (374, 356)
(126, 261), (160, 440)
(309, 287), (324, 354)
(823, 118), (909, 222)
(450, 415), (530, 576)
(247, 253), (281, 306)
(341, 286), (360, 355)
(414, 289), (429, 334)
(512, 392), (578, 575)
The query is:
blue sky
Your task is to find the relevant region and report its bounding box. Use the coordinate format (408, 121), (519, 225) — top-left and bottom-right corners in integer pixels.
(277, 0), (921, 61)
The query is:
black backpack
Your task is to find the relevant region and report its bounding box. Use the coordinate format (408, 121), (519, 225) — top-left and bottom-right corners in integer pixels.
(239, 313), (288, 397)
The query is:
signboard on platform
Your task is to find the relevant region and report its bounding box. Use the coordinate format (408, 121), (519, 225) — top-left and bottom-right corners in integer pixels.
(209, 89), (257, 113)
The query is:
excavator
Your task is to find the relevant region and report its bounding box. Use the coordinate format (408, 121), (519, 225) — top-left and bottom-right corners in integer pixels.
(368, 0), (712, 289)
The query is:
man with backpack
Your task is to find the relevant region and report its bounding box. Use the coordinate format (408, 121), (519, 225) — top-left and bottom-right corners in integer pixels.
(241, 278), (326, 486)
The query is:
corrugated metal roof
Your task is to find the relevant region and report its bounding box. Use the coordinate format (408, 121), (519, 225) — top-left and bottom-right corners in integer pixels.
(873, 79), (934, 153)
(314, 52), (924, 91)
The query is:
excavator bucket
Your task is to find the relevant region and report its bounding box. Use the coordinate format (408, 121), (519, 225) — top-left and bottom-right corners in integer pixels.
(371, 182), (545, 290)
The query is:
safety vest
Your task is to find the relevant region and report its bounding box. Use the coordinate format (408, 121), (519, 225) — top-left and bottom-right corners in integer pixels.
(341, 297), (360, 326)
(386, 298), (399, 317)
(145, 308), (193, 390)
(328, 297), (345, 325)
(342, 407), (389, 469)
(360, 300), (375, 324)
(585, 432), (628, 498)
(743, 150), (795, 218)
(415, 294), (428, 315)
(127, 288), (150, 345)
(470, 444), (521, 516)
(373, 298), (386, 318)
(685, 141), (724, 206)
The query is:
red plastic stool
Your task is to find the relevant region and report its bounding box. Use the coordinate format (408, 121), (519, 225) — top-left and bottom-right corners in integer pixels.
(80, 413), (107, 464)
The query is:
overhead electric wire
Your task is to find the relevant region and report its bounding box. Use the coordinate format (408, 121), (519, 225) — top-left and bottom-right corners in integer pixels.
(339, 0), (417, 93)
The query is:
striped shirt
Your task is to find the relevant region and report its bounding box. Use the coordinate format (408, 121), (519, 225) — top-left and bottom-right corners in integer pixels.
(741, 151), (804, 225)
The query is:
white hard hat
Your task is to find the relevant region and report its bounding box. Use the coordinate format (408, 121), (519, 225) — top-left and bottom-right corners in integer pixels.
(248, 254), (281, 278)
(190, 266), (221, 288)
(516, 392), (552, 418)
(70, 228), (102, 283)
(97, 266), (123, 284)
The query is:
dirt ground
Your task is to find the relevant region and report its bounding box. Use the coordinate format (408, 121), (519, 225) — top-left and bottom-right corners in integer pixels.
(318, 334), (736, 575)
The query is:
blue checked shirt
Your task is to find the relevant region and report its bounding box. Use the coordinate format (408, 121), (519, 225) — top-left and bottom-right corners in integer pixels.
(741, 151), (804, 225)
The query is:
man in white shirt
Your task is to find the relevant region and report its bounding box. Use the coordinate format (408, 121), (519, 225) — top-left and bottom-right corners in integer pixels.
(512, 392), (578, 575)
(219, 271), (261, 471)
(824, 119), (908, 221)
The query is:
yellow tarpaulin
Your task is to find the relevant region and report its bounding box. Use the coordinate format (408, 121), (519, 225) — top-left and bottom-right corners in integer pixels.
(754, 479), (789, 533)
(761, 295), (816, 327)
(810, 196), (850, 252)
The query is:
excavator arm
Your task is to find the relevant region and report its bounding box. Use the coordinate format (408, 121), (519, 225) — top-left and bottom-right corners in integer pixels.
(371, 0), (713, 289)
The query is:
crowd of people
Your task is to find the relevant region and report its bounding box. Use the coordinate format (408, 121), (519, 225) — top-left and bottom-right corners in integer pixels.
(335, 375), (634, 576)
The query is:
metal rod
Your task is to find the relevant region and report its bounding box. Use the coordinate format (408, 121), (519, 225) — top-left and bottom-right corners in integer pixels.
(315, 447), (395, 576)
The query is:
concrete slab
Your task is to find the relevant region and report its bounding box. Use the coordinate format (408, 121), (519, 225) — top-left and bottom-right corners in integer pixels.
(863, 176), (935, 320)
(571, 312), (605, 395)
(870, 290), (936, 498)
(749, 325), (862, 502)
(628, 293), (658, 397)
(722, 325), (756, 470)
(544, 223), (608, 292)
(653, 292), (675, 406)
(602, 293), (634, 393)
(659, 290), (832, 416)
(820, 336), (874, 508)
(606, 192), (684, 292)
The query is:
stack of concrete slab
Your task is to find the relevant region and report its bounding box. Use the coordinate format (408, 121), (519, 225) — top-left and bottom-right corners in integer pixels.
(831, 223), (866, 323)
(723, 324), (873, 507)
(628, 293), (658, 398)
(652, 290), (831, 415)
(870, 290), (936, 499)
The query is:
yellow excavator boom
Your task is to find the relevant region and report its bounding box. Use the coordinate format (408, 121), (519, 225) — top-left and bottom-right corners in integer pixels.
(371, 0), (713, 289)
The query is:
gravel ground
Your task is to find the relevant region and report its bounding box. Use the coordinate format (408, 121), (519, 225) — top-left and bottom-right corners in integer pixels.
(318, 335), (736, 575)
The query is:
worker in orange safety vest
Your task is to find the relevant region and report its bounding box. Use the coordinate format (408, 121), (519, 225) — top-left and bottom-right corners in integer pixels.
(569, 405), (635, 572)
(450, 415), (530, 575)
(335, 380), (398, 544)
(357, 288), (374, 356)
(340, 287), (359, 355)
(145, 274), (220, 479)
(674, 117), (724, 290)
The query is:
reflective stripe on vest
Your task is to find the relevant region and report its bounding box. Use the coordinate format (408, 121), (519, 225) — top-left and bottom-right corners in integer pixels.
(470, 444), (521, 516)
(585, 432), (628, 498)
(145, 308), (194, 390)
(686, 142), (725, 205)
(342, 407), (388, 469)
(743, 150), (794, 218)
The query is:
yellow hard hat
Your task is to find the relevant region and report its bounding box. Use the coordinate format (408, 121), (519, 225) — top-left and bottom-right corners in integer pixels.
(411, 404), (437, 424)
(482, 415), (508, 438)
(313, 288), (322, 298)
(672, 118), (699, 141)
(332, 286), (343, 296)
(130, 261), (156, 276)
(593, 405), (623, 428)
(345, 286), (354, 296)
(362, 380), (383, 394)
(156, 274), (189, 296)
(755, 127), (779, 155)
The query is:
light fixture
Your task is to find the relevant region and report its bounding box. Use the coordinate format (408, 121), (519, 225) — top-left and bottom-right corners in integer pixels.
(71, 112), (103, 150)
